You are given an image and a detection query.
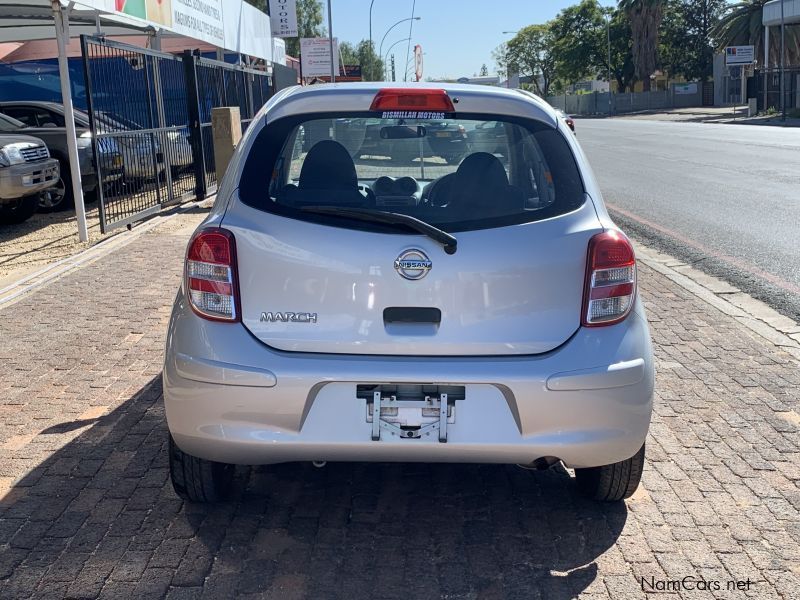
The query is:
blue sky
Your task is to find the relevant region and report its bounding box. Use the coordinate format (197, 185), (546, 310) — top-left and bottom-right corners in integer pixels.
(327, 0), (616, 80)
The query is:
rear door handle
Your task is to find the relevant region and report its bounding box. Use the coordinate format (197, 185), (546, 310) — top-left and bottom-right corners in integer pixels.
(383, 307), (441, 325)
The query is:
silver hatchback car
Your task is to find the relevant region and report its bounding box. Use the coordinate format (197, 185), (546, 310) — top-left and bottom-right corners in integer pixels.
(164, 83), (654, 503)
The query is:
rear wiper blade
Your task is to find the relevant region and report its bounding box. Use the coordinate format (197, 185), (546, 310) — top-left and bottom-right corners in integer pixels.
(301, 206), (458, 255)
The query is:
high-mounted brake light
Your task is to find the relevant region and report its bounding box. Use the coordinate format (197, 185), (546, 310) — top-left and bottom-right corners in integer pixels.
(582, 231), (636, 327)
(370, 88), (455, 112)
(185, 228), (240, 322)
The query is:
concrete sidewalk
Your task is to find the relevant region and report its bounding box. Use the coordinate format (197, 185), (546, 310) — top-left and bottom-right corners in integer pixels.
(604, 106), (800, 127)
(0, 211), (798, 599)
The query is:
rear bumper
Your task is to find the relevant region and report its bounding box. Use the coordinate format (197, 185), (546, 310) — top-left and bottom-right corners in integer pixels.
(164, 292), (654, 468)
(0, 159), (59, 200)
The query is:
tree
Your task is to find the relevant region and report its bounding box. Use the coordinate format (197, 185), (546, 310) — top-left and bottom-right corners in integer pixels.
(660, 0), (725, 80)
(551, 0), (609, 85)
(338, 41), (358, 66)
(245, 0), (324, 58)
(547, 2), (636, 92)
(479, 63), (489, 76)
(658, 0), (688, 77)
(607, 9), (637, 92)
(712, 0), (800, 67)
(334, 40), (384, 81)
(495, 24), (558, 97)
(619, 0), (665, 91)
(356, 40), (384, 82)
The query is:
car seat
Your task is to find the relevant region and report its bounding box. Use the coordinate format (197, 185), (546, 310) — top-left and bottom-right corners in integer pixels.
(428, 152), (523, 216)
(281, 140), (371, 207)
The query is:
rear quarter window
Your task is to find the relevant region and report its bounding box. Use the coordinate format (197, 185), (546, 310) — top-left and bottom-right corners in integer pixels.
(239, 112), (585, 233)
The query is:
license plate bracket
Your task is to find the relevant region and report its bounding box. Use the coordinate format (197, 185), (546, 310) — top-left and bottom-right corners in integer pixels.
(368, 391), (452, 443)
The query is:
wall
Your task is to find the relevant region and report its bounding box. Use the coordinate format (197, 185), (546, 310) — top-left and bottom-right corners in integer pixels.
(546, 84), (704, 116)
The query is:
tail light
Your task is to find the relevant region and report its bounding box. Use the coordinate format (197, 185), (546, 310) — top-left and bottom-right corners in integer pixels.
(185, 228), (240, 322)
(582, 230), (636, 327)
(370, 88), (456, 112)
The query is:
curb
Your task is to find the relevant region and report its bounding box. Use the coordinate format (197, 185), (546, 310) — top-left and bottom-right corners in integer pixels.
(635, 243), (800, 362)
(0, 199), (211, 310)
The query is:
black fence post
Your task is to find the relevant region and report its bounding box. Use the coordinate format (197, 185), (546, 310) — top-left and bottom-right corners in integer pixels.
(80, 35), (108, 233)
(183, 50), (207, 201)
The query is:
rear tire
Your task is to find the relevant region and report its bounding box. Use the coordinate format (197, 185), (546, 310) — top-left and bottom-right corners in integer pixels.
(0, 195), (39, 225)
(169, 434), (234, 503)
(575, 443), (645, 502)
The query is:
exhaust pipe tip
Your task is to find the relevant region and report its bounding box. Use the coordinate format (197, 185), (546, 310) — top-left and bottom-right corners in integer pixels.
(516, 456), (561, 471)
(312, 460), (327, 468)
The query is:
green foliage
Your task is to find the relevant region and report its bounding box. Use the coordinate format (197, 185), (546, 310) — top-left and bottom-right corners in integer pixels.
(551, 0), (609, 84)
(335, 40), (384, 81)
(607, 9), (637, 91)
(544, 2), (635, 93)
(338, 41), (358, 66)
(660, 0), (725, 80)
(494, 24), (558, 96)
(712, 0), (800, 67)
(355, 40), (384, 82)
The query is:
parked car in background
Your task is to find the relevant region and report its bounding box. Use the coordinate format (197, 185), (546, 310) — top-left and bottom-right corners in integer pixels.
(555, 109), (576, 133)
(163, 84), (654, 504)
(0, 109), (123, 212)
(467, 120), (510, 156)
(0, 101), (157, 199)
(0, 133), (59, 224)
(351, 118), (470, 165)
(96, 110), (192, 176)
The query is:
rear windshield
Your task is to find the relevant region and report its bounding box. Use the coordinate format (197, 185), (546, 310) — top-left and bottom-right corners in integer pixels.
(239, 112), (585, 233)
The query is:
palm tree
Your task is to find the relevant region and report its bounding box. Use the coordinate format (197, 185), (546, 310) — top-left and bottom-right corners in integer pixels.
(619, 0), (664, 91)
(712, 0), (800, 67)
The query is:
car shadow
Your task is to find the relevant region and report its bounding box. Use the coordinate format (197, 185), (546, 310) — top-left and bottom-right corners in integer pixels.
(0, 375), (627, 599)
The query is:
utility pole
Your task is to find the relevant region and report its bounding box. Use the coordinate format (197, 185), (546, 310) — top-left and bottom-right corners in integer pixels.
(327, 0), (335, 82)
(391, 55), (396, 82)
(606, 10), (613, 114)
(368, 0), (376, 80)
(780, 0), (786, 121)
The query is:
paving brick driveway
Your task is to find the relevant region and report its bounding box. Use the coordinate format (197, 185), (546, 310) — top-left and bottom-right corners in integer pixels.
(0, 210), (798, 600)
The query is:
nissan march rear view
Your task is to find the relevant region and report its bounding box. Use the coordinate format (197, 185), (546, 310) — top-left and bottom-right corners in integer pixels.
(164, 83), (654, 503)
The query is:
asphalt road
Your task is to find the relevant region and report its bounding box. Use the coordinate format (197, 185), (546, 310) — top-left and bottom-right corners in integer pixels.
(576, 119), (800, 321)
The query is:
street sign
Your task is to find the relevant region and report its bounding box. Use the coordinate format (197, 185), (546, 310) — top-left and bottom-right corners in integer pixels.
(725, 45), (755, 66)
(269, 0), (298, 38)
(300, 38), (339, 78)
(674, 83), (697, 95)
(414, 44), (423, 82)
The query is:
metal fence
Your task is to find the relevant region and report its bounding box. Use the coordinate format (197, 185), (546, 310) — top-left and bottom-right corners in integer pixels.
(81, 36), (274, 233)
(546, 84), (706, 116)
(757, 68), (800, 113)
(185, 54), (273, 200)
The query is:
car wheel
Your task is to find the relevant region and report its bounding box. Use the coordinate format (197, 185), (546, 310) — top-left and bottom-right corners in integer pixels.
(168, 434), (234, 503)
(442, 153), (464, 166)
(574, 443), (645, 502)
(0, 195), (40, 225)
(37, 166), (74, 213)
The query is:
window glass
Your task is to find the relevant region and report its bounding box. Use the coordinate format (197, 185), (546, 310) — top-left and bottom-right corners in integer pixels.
(0, 113), (24, 132)
(240, 113), (585, 233)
